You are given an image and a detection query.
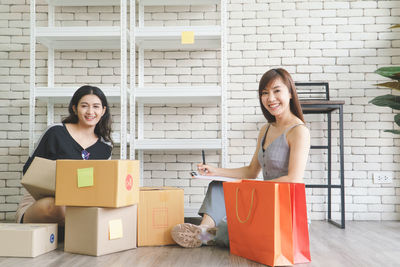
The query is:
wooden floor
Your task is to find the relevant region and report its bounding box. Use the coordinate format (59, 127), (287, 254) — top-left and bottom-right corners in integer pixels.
(1, 221), (399, 267)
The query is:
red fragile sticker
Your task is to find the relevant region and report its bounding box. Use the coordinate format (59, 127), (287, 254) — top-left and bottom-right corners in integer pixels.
(125, 174), (133, 191)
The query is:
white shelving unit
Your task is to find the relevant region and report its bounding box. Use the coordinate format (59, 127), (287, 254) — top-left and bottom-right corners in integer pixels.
(135, 26), (221, 50)
(130, 0), (227, 216)
(30, 0), (128, 159)
(135, 139), (222, 150)
(36, 26), (122, 50)
(135, 86), (222, 104)
(29, 0), (227, 217)
(35, 87), (122, 103)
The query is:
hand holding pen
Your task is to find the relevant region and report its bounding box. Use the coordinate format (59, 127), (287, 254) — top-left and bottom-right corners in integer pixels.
(197, 150), (217, 176)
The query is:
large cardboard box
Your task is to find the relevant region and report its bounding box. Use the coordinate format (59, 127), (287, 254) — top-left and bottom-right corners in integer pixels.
(64, 205), (137, 256)
(21, 157), (56, 200)
(138, 187), (184, 246)
(0, 223), (58, 257)
(55, 160), (139, 207)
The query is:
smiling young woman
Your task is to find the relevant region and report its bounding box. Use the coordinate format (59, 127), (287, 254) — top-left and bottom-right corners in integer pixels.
(171, 68), (310, 248)
(16, 86), (113, 237)
(65, 94), (107, 151)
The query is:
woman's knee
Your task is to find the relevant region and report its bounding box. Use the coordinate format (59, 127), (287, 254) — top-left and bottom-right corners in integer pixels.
(26, 197), (65, 223)
(209, 180), (223, 189)
(42, 198), (65, 221)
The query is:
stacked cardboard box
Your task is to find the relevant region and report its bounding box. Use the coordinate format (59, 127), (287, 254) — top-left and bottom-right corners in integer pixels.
(64, 206), (137, 256)
(20, 157), (186, 256)
(56, 160), (140, 256)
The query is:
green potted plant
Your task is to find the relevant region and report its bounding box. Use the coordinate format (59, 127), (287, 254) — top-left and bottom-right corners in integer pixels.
(369, 25), (400, 135)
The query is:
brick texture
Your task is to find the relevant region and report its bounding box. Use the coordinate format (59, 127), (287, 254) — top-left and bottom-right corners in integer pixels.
(0, 0), (399, 221)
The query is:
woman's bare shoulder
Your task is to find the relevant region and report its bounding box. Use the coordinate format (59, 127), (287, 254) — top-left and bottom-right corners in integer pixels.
(287, 124), (310, 142)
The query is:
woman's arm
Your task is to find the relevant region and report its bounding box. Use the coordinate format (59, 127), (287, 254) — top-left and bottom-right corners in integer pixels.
(19, 125), (64, 224)
(22, 125), (59, 174)
(197, 124), (267, 179)
(271, 125), (310, 183)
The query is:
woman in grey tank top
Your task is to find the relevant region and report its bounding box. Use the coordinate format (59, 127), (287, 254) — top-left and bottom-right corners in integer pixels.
(172, 68), (311, 248)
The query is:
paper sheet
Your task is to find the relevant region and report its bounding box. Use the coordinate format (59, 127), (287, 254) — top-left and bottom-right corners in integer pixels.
(190, 172), (237, 182)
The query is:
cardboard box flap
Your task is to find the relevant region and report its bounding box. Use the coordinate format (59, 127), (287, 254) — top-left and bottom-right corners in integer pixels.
(21, 157), (56, 200)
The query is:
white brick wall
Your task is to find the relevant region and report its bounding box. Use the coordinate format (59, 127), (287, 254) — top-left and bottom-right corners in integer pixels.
(0, 0), (399, 221)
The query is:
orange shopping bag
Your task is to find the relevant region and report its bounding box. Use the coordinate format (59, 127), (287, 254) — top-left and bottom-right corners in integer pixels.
(290, 183), (311, 264)
(223, 180), (294, 266)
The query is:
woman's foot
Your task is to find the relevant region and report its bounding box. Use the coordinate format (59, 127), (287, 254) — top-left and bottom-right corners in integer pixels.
(171, 223), (216, 248)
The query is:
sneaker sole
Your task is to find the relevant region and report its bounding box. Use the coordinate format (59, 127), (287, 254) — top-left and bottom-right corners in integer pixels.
(171, 223), (202, 248)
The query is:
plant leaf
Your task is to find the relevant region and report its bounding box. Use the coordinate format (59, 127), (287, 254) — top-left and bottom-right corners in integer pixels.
(369, 94), (400, 110)
(374, 81), (400, 91)
(389, 24), (400, 29)
(375, 67), (400, 80)
(384, 129), (400, 135)
(395, 113), (400, 127)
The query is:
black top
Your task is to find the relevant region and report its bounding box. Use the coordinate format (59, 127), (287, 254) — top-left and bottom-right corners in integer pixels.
(23, 123), (112, 174)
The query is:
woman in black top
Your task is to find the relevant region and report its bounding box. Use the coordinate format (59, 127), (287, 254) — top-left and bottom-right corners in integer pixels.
(16, 85), (113, 225)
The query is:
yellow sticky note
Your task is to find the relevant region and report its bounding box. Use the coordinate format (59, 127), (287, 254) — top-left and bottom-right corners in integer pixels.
(77, 167), (94, 188)
(181, 31), (194, 44)
(109, 219), (123, 240)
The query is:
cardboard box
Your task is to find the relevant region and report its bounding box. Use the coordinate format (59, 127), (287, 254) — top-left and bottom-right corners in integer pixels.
(138, 187), (184, 246)
(21, 157), (56, 200)
(0, 223), (58, 257)
(55, 160), (139, 207)
(65, 205), (137, 256)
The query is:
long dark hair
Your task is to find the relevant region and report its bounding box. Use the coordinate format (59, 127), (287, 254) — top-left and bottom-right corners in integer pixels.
(258, 68), (305, 123)
(63, 85), (113, 144)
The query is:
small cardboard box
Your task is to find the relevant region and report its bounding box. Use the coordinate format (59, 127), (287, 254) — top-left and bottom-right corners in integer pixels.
(0, 223), (58, 257)
(138, 187), (184, 246)
(65, 205), (137, 256)
(21, 157), (56, 200)
(55, 160), (139, 208)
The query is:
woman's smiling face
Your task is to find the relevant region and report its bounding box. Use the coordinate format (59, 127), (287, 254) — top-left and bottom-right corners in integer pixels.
(261, 77), (292, 118)
(73, 94), (106, 128)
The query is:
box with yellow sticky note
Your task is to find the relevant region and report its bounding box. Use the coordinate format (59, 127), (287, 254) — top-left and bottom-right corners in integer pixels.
(55, 160), (139, 208)
(138, 187), (184, 246)
(64, 205), (137, 256)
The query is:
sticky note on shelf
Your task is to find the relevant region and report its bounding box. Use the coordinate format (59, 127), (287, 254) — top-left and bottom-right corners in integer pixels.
(77, 167), (94, 188)
(109, 219), (123, 240)
(181, 31), (194, 44)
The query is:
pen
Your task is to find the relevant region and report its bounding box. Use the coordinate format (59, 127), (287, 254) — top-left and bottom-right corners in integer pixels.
(202, 150), (205, 165)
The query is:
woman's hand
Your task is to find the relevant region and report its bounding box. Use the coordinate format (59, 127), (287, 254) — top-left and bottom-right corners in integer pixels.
(197, 163), (218, 176)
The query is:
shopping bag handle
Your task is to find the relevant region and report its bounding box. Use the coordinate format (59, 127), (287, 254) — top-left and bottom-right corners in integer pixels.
(235, 187), (255, 224)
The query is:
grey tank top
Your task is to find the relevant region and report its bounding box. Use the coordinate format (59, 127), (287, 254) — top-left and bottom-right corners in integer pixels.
(257, 123), (304, 180)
